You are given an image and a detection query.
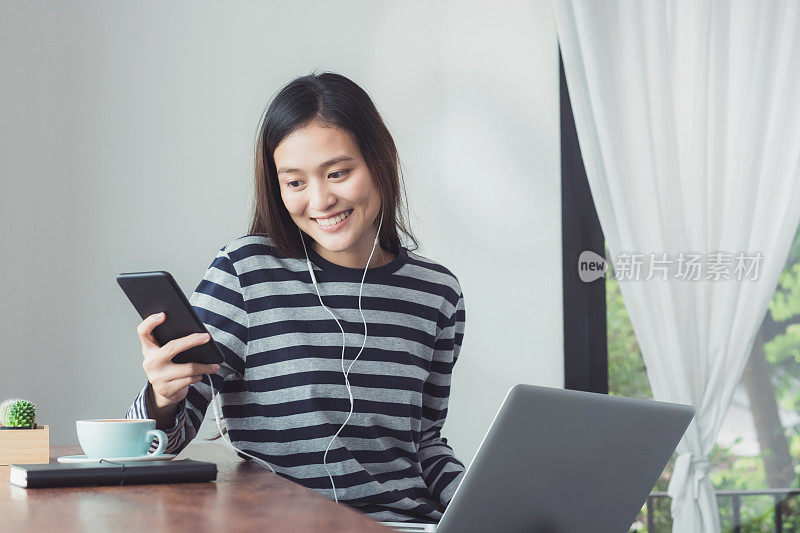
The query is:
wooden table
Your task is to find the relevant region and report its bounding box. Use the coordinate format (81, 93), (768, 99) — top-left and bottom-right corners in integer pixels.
(0, 443), (393, 533)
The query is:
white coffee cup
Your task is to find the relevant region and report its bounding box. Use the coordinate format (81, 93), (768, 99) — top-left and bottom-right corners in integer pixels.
(76, 419), (167, 458)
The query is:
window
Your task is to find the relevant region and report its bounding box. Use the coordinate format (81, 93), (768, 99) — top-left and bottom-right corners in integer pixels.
(560, 45), (800, 531)
(606, 229), (800, 529)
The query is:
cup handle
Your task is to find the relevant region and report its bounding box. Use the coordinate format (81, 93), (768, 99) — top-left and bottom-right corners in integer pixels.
(145, 429), (168, 456)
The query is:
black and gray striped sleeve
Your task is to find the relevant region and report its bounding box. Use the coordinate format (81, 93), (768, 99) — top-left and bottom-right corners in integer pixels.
(418, 287), (467, 507)
(126, 382), (187, 453)
(125, 247), (249, 455)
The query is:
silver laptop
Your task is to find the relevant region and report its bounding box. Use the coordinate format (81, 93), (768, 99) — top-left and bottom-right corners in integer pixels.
(382, 383), (694, 533)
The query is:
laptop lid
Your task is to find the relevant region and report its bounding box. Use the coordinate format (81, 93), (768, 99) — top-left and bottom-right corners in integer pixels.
(437, 384), (694, 533)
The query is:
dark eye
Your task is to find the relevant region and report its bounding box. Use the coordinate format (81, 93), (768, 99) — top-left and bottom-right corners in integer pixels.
(287, 180), (302, 188)
(329, 170), (350, 179)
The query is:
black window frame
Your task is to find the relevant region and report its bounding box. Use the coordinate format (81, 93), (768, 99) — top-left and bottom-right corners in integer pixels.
(560, 48), (608, 394)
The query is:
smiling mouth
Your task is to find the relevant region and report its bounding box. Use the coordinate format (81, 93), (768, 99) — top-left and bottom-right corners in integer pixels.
(312, 209), (353, 227)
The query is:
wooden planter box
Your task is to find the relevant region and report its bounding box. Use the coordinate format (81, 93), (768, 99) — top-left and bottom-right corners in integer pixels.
(0, 425), (50, 465)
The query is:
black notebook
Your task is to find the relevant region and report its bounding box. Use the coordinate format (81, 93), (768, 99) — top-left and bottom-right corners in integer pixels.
(9, 460), (217, 488)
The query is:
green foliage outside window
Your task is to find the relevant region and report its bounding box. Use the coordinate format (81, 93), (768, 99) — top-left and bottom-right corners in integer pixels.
(610, 229), (800, 531)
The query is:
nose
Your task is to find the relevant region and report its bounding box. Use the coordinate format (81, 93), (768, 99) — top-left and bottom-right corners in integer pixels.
(309, 177), (338, 213)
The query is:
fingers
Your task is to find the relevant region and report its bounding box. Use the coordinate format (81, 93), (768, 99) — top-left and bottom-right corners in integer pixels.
(138, 318), (221, 406)
(137, 313), (165, 353)
(162, 374), (204, 397)
(147, 362), (220, 405)
(160, 332), (212, 363)
(162, 362), (221, 382)
(142, 333), (218, 379)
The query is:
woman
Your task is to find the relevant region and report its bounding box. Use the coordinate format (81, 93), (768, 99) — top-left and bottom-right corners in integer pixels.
(126, 72), (466, 524)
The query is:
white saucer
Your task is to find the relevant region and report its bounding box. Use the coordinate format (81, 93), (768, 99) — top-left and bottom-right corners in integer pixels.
(57, 454), (176, 463)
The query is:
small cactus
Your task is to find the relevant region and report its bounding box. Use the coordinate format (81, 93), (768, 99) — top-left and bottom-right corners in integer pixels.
(0, 398), (22, 425)
(0, 398), (36, 428)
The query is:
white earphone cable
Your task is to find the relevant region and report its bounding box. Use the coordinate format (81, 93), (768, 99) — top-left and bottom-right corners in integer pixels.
(200, 212), (384, 506)
(301, 213), (383, 504)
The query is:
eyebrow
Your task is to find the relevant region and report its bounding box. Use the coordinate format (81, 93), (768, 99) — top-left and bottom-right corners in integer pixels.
(276, 155), (355, 176)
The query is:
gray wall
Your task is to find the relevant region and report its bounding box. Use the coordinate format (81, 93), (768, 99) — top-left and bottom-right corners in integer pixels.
(0, 0), (561, 465)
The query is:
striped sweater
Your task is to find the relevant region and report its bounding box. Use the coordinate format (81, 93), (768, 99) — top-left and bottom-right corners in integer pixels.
(125, 234), (466, 523)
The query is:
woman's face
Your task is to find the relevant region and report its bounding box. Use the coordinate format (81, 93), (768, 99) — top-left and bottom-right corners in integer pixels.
(274, 121), (383, 266)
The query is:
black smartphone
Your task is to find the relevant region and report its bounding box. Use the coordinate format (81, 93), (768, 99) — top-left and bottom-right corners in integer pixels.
(117, 271), (224, 365)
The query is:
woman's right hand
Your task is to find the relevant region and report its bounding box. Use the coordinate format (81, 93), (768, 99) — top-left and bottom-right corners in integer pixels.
(138, 312), (221, 409)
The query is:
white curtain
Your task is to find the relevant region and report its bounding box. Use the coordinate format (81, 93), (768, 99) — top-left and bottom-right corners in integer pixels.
(553, 1), (800, 531)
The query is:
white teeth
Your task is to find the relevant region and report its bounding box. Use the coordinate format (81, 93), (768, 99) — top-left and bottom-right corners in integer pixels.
(316, 210), (351, 227)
